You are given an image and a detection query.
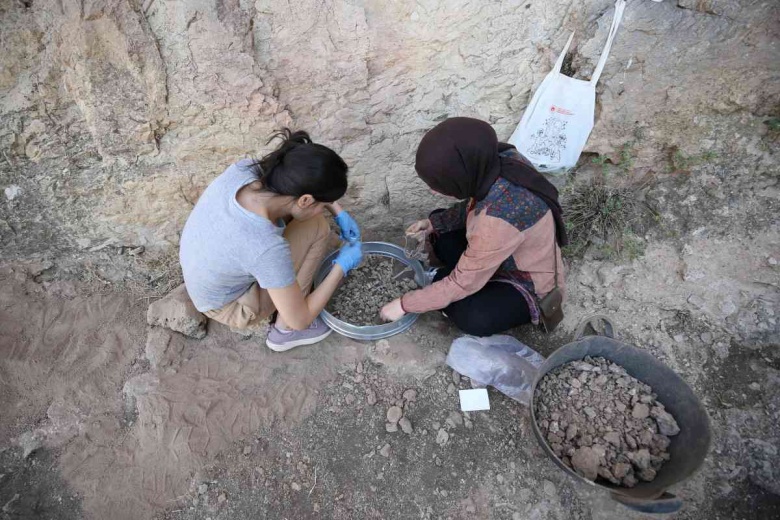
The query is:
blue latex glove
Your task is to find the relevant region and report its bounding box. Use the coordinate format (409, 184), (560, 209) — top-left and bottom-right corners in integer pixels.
(333, 242), (363, 275)
(334, 211), (361, 243)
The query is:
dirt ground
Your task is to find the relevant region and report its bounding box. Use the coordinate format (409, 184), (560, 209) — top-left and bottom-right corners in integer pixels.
(1, 127), (779, 520)
(1, 219), (778, 520)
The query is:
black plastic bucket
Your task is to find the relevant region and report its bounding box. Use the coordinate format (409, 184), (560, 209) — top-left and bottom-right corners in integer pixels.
(530, 320), (711, 514)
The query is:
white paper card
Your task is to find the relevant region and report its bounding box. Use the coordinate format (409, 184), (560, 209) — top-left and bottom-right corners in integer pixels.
(459, 389), (490, 412)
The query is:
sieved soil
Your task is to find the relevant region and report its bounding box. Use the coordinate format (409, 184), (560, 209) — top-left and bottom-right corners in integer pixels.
(534, 356), (680, 488)
(328, 256), (419, 326)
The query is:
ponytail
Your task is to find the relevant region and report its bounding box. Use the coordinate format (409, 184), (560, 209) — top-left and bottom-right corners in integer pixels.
(250, 128), (348, 203)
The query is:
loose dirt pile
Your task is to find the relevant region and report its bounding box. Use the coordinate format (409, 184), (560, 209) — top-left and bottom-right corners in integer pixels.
(329, 256), (418, 325)
(535, 356), (680, 488)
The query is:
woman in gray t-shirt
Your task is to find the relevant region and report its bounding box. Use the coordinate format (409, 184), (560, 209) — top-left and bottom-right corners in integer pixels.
(180, 129), (363, 351)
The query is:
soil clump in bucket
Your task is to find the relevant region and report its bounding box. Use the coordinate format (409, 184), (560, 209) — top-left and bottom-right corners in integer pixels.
(534, 356), (680, 488)
(329, 256), (418, 325)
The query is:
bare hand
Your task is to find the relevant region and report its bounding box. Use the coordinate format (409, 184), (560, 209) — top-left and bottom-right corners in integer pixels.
(406, 218), (432, 236)
(380, 298), (406, 322)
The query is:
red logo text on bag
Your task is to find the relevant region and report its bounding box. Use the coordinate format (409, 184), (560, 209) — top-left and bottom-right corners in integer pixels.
(550, 105), (574, 116)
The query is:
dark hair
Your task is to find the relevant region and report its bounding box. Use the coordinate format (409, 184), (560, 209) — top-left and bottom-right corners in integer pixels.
(250, 129), (348, 203)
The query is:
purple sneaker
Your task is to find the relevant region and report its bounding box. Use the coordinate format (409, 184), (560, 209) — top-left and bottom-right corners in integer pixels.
(266, 317), (332, 352)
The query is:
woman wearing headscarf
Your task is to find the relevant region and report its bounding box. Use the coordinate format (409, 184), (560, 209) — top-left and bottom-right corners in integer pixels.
(380, 117), (566, 336)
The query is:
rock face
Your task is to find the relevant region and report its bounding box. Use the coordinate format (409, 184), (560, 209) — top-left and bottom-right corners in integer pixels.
(147, 284), (207, 339)
(0, 1), (777, 255)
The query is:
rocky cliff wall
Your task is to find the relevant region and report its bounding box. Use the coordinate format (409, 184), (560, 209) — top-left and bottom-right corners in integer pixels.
(0, 0), (777, 255)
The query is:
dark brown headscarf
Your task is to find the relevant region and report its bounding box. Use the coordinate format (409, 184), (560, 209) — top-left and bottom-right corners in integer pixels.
(415, 117), (568, 246)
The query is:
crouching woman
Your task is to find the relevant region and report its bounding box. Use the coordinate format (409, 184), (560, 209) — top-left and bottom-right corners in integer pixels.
(381, 118), (567, 336)
(180, 130), (363, 351)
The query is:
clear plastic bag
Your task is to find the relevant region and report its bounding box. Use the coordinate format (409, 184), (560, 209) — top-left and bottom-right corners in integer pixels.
(446, 335), (545, 405)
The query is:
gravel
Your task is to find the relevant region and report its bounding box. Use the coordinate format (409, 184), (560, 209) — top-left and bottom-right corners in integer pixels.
(534, 356), (680, 488)
(328, 256), (418, 325)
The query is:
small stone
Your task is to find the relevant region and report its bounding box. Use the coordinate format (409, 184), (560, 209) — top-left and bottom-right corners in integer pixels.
(591, 444), (607, 460)
(612, 462), (631, 479)
(570, 378), (582, 389)
(4, 185), (21, 201)
(385, 422), (398, 433)
(632, 426), (650, 444)
(598, 466), (618, 484)
(436, 428), (449, 446)
(632, 403), (650, 419)
(217, 493), (227, 503)
(604, 432), (621, 446)
(748, 382), (761, 391)
(146, 284), (208, 339)
(452, 370), (461, 384)
(571, 447), (600, 481)
(366, 389), (377, 406)
(198, 484), (208, 495)
(447, 383), (457, 395)
(623, 473), (638, 488)
(386, 406), (403, 424)
(543, 480), (556, 497)
(652, 434), (671, 452)
(243, 446), (252, 455)
(345, 394), (355, 405)
(399, 417), (413, 434)
(402, 389), (417, 402)
(638, 467), (657, 481)
(379, 444), (391, 457)
(291, 483), (301, 491)
(565, 424), (578, 441)
(629, 449), (652, 470)
(583, 407), (597, 418)
(445, 411), (463, 429)
(650, 407), (680, 436)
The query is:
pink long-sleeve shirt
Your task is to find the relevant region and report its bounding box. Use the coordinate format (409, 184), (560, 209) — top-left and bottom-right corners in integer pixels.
(401, 177), (565, 318)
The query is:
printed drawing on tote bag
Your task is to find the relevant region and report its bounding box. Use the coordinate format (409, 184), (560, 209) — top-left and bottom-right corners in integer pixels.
(527, 115), (569, 164)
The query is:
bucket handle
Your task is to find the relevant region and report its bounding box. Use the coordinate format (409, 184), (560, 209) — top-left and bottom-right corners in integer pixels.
(573, 314), (616, 341)
(610, 491), (683, 514)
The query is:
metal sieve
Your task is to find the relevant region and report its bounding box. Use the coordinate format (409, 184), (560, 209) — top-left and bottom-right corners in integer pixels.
(313, 242), (430, 340)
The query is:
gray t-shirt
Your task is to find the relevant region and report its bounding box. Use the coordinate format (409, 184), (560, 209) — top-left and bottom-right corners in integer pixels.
(180, 159), (296, 312)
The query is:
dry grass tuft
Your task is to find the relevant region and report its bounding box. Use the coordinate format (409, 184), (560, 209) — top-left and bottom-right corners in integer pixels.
(563, 177), (645, 260)
(126, 248), (183, 301)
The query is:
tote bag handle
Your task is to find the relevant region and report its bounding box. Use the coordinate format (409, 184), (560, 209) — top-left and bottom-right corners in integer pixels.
(553, 32), (575, 74)
(590, 0), (626, 85)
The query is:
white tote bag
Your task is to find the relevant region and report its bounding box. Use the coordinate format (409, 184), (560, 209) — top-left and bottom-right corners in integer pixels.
(508, 0), (626, 175)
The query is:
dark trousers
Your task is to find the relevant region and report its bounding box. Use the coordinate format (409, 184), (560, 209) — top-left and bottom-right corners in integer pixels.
(431, 227), (532, 337)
